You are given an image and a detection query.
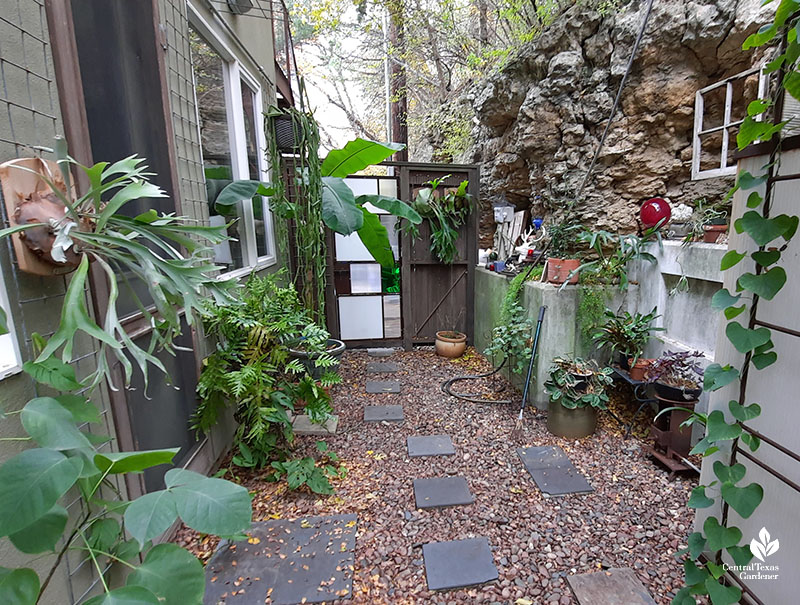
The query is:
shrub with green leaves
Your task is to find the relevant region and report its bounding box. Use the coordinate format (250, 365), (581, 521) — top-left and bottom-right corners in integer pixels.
(194, 272), (341, 472)
(544, 356), (613, 410)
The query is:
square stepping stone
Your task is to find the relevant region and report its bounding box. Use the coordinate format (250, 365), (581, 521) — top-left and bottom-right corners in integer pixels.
(422, 537), (498, 591)
(292, 413), (338, 436)
(366, 380), (401, 393)
(413, 476), (473, 509)
(567, 567), (656, 604)
(366, 361), (399, 374)
(367, 347), (394, 357)
(407, 435), (455, 457)
(204, 514), (357, 604)
(363, 405), (404, 422)
(517, 446), (593, 496)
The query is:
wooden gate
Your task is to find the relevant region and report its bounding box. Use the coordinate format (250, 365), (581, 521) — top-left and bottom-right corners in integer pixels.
(324, 162), (479, 349)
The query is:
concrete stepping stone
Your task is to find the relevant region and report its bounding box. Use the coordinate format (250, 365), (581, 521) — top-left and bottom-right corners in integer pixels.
(366, 361), (399, 374)
(204, 514), (357, 605)
(366, 380), (401, 393)
(407, 435), (455, 457)
(422, 537), (498, 591)
(367, 347), (394, 357)
(567, 567), (656, 604)
(517, 446), (593, 496)
(413, 476), (473, 509)
(363, 405), (404, 422)
(291, 413), (338, 436)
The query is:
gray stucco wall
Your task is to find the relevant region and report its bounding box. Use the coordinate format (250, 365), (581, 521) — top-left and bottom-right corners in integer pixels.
(475, 239), (725, 411)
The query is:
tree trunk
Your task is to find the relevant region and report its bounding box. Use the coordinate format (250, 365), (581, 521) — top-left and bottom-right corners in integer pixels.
(388, 0), (408, 161)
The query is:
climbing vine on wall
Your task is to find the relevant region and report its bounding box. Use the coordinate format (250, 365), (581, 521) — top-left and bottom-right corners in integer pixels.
(671, 4), (800, 603)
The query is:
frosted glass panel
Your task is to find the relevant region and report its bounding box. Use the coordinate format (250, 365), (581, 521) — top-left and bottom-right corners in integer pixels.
(350, 264), (381, 293)
(335, 232), (372, 261)
(339, 296), (383, 339)
(379, 179), (397, 197)
(343, 178), (378, 196)
(380, 215), (400, 260)
(383, 295), (401, 338)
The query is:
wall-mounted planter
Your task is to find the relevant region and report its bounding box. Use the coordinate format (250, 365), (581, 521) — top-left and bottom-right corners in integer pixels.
(0, 158), (79, 276)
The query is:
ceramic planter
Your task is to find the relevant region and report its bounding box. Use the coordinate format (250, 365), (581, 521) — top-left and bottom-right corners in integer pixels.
(654, 381), (701, 402)
(703, 224), (727, 243)
(435, 331), (467, 358)
(288, 338), (346, 379)
(628, 358), (654, 381)
(546, 257), (579, 285)
(547, 403), (597, 438)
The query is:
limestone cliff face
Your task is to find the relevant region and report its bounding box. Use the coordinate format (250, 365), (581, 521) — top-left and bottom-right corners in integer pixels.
(449, 0), (772, 246)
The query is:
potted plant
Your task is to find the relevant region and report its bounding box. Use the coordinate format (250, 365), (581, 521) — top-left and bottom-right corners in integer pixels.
(668, 203), (693, 239)
(645, 350), (704, 401)
(592, 307), (663, 375)
(544, 356), (613, 438)
(435, 329), (468, 358)
(545, 219), (582, 285)
(289, 336), (346, 378)
(683, 198), (729, 243)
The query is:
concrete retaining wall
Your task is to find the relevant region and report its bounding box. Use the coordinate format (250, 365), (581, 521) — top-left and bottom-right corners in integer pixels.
(475, 239), (726, 411)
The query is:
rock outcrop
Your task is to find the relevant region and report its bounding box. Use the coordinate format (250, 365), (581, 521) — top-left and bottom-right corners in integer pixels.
(446, 0), (773, 246)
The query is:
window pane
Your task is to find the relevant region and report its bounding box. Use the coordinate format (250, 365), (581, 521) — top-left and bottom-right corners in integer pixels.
(190, 26), (244, 270)
(241, 79), (271, 259)
(350, 264), (381, 293)
(339, 296), (383, 340)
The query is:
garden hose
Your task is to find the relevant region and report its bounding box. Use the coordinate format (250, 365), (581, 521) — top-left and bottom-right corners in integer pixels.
(440, 358), (511, 404)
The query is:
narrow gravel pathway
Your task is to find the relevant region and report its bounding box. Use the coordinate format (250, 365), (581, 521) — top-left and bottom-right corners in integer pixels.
(180, 348), (697, 604)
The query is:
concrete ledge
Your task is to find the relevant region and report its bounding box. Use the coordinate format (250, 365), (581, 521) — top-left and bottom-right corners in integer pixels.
(647, 240), (725, 282)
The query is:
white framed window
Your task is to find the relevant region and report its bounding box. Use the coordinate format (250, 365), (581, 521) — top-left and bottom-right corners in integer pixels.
(0, 264), (22, 380)
(188, 6), (276, 275)
(692, 66), (768, 180)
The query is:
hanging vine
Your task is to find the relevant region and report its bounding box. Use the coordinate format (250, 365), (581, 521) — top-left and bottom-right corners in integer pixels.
(265, 105), (327, 324)
(671, 5), (799, 603)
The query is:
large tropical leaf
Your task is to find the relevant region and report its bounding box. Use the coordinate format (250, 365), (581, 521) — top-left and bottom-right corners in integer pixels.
(94, 448), (180, 474)
(21, 397), (95, 451)
(356, 194), (422, 224)
(321, 138), (404, 177)
(83, 586), (160, 605)
(126, 544), (204, 605)
(8, 505), (68, 554)
(321, 177), (363, 234)
(124, 490), (178, 548)
(356, 208), (395, 269)
(0, 567), (40, 605)
(22, 358), (83, 391)
(214, 180), (275, 209)
(0, 449), (82, 536)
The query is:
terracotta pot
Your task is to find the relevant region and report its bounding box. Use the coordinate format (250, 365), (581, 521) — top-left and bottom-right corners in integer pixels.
(703, 224), (727, 243)
(628, 358), (654, 381)
(547, 404), (597, 438)
(546, 257), (580, 285)
(435, 331), (467, 358)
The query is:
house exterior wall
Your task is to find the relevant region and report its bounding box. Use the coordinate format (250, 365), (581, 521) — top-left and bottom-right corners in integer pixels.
(694, 150), (800, 604)
(0, 2), (122, 603)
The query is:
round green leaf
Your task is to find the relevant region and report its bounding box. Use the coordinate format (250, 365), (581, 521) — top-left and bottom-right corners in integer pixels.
(214, 180), (274, 209)
(728, 401), (761, 422)
(719, 251), (745, 272)
(83, 586), (160, 605)
(321, 177), (363, 234)
(8, 505), (68, 554)
(734, 211), (798, 246)
(737, 267), (787, 301)
(703, 516), (742, 551)
(711, 288), (741, 310)
(706, 412), (742, 442)
(171, 478), (252, 536)
(683, 559), (709, 587)
(703, 364), (740, 392)
(0, 567), (39, 605)
(725, 322), (771, 354)
(687, 486), (714, 509)
(752, 249), (781, 267)
(721, 483), (763, 519)
(0, 449), (82, 536)
(713, 461), (746, 484)
(126, 543), (204, 605)
(21, 398), (94, 451)
(704, 577), (741, 605)
(124, 490), (178, 548)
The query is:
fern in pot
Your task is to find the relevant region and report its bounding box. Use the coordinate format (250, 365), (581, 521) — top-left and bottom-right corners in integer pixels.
(544, 356), (613, 438)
